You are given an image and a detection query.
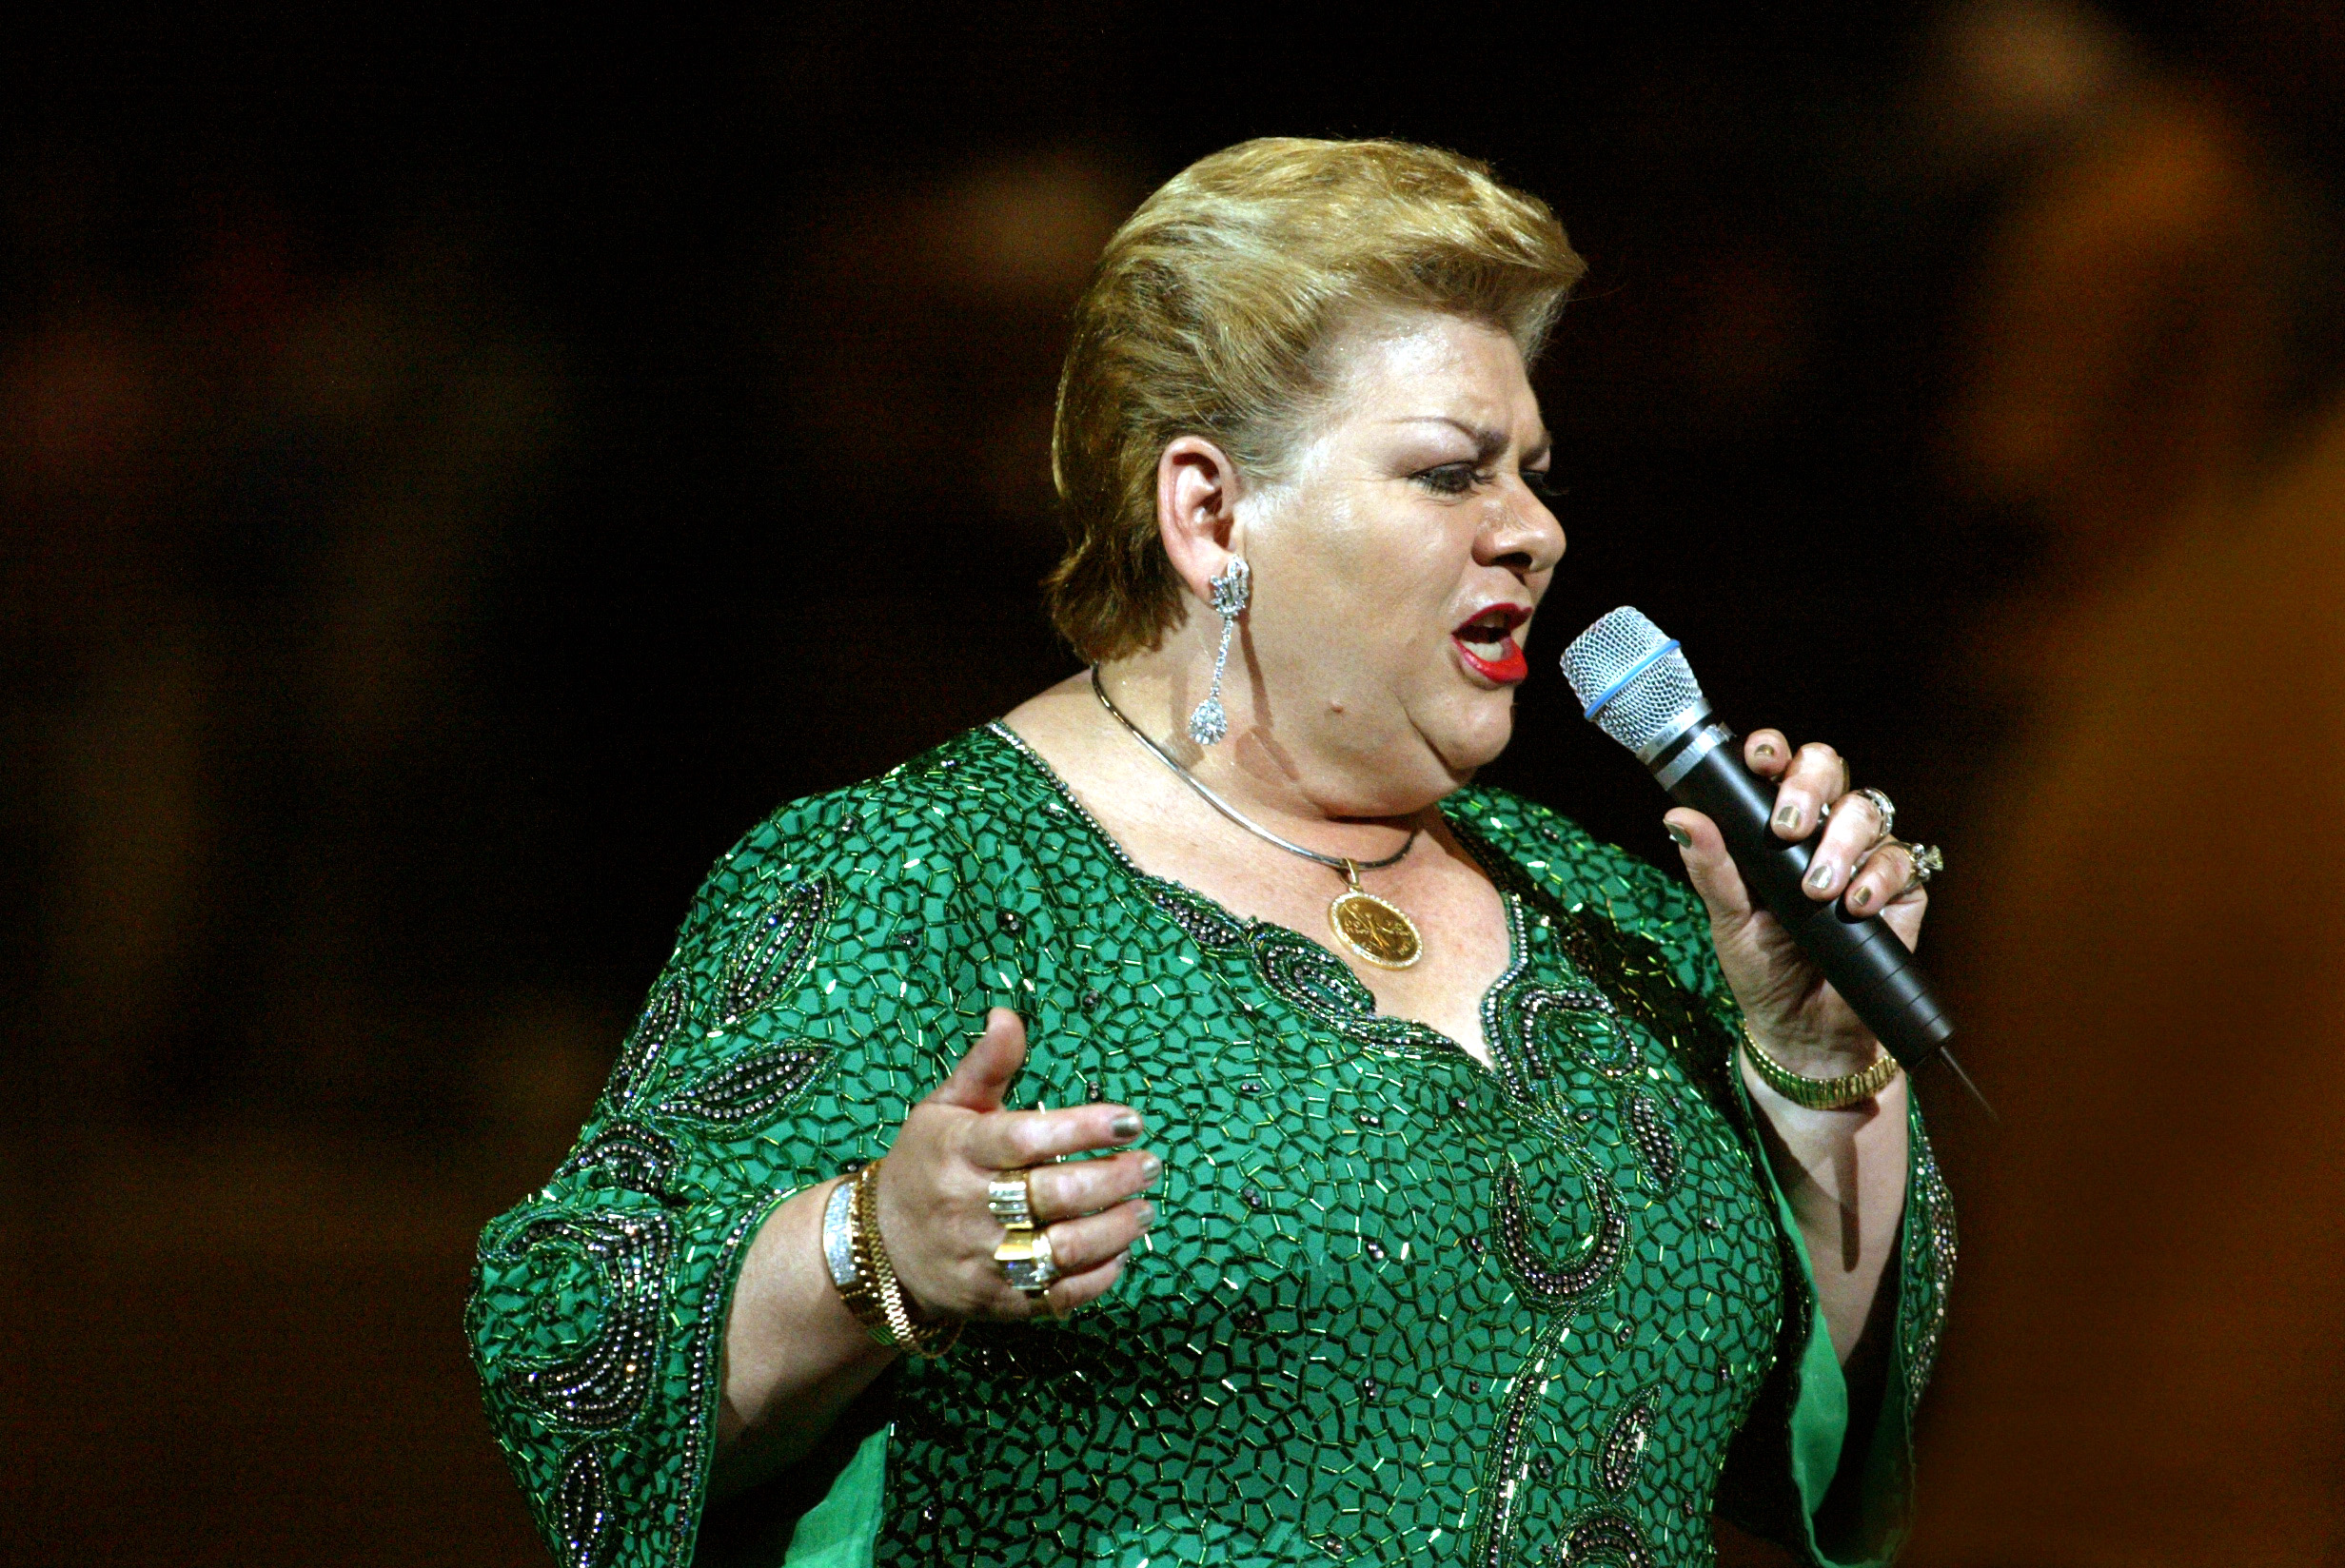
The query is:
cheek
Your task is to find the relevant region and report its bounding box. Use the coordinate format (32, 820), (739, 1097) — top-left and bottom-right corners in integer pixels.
(1316, 505), (1468, 615)
(1251, 494), (1474, 678)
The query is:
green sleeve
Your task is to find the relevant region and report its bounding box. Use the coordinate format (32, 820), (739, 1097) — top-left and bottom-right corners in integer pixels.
(1724, 1071), (1957, 1565)
(465, 763), (1004, 1567)
(1632, 853), (1955, 1566)
(1499, 800), (1957, 1565)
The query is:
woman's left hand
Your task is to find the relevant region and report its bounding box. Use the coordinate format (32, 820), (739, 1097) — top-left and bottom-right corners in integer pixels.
(1664, 729), (1927, 1078)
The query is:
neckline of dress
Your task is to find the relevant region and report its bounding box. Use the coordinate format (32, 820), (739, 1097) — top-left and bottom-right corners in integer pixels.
(981, 719), (1532, 1070)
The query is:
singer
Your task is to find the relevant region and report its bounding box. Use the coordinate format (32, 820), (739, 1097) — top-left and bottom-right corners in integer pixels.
(469, 139), (1953, 1568)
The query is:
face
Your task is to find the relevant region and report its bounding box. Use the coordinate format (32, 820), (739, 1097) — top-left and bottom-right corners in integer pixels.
(1236, 312), (1566, 813)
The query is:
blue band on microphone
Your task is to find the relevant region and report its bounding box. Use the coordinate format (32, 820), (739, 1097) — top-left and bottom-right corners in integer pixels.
(1581, 639), (1681, 721)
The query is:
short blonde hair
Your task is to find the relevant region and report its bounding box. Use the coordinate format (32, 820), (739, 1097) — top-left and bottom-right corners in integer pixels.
(1044, 137), (1586, 662)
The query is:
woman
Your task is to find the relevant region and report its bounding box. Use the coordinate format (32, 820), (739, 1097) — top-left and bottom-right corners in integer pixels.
(469, 138), (1953, 1568)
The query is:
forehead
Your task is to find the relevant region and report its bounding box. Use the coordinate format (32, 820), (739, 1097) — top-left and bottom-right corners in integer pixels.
(1317, 312), (1538, 430)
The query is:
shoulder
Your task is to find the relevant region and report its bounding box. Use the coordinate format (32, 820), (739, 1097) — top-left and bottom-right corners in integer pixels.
(1453, 782), (1736, 1023)
(664, 725), (1057, 957)
(1448, 783), (1703, 945)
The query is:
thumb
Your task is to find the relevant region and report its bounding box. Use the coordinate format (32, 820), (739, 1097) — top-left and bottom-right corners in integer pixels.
(928, 1007), (1028, 1112)
(1665, 809), (1757, 931)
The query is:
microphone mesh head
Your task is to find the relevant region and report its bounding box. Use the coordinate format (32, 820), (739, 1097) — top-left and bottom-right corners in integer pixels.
(1560, 606), (1708, 753)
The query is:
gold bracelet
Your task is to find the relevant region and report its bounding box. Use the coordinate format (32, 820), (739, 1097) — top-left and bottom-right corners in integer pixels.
(851, 1159), (960, 1358)
(1741, 1025), (1901, 1110)
(820, 1167), (899, 1346)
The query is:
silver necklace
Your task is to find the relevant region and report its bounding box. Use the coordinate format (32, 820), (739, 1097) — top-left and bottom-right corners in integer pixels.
(1091, 667), (1426, 969)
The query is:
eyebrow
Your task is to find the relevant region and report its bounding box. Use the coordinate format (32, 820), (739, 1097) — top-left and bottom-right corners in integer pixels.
(1388, 415), (1553, 463)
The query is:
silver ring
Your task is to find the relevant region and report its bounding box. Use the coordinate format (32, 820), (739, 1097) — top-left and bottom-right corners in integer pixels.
(1854, 787), (1896, 840)
(987, 1170), (1035, 1228)
(1902, 842), (1943, 894)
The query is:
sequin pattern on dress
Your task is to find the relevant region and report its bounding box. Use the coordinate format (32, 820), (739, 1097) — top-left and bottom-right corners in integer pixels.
(465, 725), (1955, 1568)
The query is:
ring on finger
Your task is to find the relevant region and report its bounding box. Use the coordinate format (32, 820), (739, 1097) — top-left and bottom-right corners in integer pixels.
(1853, 787), (1896, 841)
(995, 1223), (1059, 1298)
(987, 1169), (1036, 1228)
(1899, 842), (1944, 898)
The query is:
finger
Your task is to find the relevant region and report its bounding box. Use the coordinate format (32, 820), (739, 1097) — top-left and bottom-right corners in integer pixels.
(1880, 884), (1927, 951)
(1842, 837), (1906, 915)
(1800, 791), (1892, 902)
(1769, 742), (1844, 841)
(1027, 1147), (1163, 1223)
(928, 1008), (1029, 1113)
(960, 1101), (1147, 1172)
(1664, 808), (1758, 931)
(1744, 730), (1792, 778)
(1038, 1252), (1128, 1320)
(1037, 1198), (1155, 1277)
(1845, 845), (1929, 942)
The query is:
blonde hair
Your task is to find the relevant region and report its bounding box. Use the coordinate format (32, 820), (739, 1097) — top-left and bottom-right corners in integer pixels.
(1044, 137), (1586, 662)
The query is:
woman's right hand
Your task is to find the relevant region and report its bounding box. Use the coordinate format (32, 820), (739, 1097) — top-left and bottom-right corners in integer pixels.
(874, 1007), (1161, 1322)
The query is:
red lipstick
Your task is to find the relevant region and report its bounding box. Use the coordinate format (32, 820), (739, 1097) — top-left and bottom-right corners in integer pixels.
(1453, 604), (1531, 684)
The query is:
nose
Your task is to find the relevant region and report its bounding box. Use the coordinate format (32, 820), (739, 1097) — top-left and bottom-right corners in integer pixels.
(1476, 483), (1566, 579)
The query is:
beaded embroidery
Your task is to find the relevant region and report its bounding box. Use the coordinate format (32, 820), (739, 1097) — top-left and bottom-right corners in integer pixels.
(467, 725), (1954, 1567)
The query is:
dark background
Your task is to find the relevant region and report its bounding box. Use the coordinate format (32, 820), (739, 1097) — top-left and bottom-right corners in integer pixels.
(7, 4), (2340, 1563)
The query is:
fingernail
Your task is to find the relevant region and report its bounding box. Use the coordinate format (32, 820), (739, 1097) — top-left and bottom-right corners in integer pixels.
(1665, 823), (1692, 848)
(1851, 885), (1874, 910)
(1136, 1202), (1157, 1228)
(1137, 1152), (1163, 1180)
(1111, 1112), (1143, 1139)
(1806, 860), (1836, 891)
(1755, 742), (1778, 760)
(1775, 803), (1802, 832)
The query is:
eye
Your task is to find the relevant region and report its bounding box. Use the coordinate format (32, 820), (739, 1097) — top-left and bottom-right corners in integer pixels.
(1523, 468), (1567, 501)
(1412, 462), (1483, 497)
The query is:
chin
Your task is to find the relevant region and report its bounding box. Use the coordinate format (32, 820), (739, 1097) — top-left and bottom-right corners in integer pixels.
(1426, 694), (1519, 778)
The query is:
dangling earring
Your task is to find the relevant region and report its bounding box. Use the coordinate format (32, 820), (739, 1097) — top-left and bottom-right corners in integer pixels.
(1188, 556), (1251, 747)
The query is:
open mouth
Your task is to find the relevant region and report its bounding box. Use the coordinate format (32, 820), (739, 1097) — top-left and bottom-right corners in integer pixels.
(1452, 604), (1530, 684)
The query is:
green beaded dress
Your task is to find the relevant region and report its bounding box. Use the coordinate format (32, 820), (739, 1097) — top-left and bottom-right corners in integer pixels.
(467, 725), (1955, 1568)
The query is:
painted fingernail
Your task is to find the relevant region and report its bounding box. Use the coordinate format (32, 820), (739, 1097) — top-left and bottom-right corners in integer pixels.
(1851, 885), (1875, 911)
(1755, 742), (1778, 760)
(1775, 803), (1802, 832)
(1111, 1111), (1143, 1139)
(1137, 1152), (1164, 1181)
(1135, 1202), (1157, 1229)
(1665, 823), (1692, 848)
(1806, 860), (1837, 891)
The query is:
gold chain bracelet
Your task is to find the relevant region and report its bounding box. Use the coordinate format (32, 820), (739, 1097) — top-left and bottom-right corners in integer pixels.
(852, 1160), (959, 1357)
(821, 1160), (959, 1357)
(1740, 1024), (1901, 1110)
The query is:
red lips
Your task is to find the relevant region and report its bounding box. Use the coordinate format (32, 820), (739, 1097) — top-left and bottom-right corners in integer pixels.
(1453, 604), (1531, 684)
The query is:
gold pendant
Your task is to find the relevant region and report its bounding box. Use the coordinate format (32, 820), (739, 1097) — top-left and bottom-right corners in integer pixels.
(1329, 859), (1423, 969)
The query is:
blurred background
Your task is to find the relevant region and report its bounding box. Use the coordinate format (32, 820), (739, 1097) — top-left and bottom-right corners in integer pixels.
(8, 3), (2343, 1563)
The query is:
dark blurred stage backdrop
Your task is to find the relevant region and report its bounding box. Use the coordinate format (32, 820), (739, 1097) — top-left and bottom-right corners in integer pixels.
(9, 5), (2345, 1564)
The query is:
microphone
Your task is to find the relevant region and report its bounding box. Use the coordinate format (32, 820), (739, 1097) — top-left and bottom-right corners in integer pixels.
(1561, 606), (1955, 1073)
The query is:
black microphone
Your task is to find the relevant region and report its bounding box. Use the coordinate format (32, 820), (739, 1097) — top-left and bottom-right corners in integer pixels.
(1561, 606), (1955, 1072)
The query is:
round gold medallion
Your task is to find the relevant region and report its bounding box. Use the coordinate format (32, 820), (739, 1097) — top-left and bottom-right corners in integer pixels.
(1330, 890), (1424, 970)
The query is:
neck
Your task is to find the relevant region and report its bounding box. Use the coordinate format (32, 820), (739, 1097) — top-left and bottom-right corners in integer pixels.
(1093, 655), (1431, 854)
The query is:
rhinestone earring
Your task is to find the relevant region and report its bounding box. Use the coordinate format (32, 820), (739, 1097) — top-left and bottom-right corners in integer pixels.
(1188, 556), (1251, 747)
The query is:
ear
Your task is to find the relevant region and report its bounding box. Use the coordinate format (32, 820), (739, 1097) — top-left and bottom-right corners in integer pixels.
(1155, 435), (1245, 606)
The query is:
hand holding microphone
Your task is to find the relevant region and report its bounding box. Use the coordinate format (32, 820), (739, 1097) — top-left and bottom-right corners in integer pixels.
(1563, 608), (1961, 1095)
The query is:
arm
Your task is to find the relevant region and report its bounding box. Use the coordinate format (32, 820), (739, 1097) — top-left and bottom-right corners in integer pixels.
(1742, 1063), (1909, 1366)
(716, 1009), (1158, 1487)
(469, 790), (1157, 1566)
(1657, 730), (1952, 1565)
(1665, 727), (1923, 1363)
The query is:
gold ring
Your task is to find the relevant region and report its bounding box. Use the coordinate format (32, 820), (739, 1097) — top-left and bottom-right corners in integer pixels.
(994, 1224), (1058, 1298)
(987, 1170), (1035, 1228)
